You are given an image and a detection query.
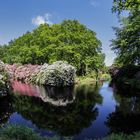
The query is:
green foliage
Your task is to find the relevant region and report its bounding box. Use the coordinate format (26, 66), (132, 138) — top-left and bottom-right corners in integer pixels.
(0, 20), (104, 75)
(100, 73), (111, 81)
(102, 132), (140, 140)
(112, 0), (140, 14)
(111, 65), (140, 91)
(0, 61), (11, 96)
(102, 133), (127, 140)
(29, 61), (76, 86)
(1, 124), (140, 140)
(76, 77), (97, 85)
(111, 11), (140, 65)
(0, 124), (43, 140)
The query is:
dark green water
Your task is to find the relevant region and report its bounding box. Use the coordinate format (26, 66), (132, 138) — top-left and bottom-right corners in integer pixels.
(0, 81), (140, 140)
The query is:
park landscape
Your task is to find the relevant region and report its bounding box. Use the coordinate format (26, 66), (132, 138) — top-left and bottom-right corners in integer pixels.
(0, 0), (140, 139)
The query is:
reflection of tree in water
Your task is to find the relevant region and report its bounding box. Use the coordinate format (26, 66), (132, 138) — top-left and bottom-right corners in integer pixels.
(12, 83), (102, 136)
(0, 97), (13, 126)
(106, 93), (140, 134)
(75, 83), (102, 105)
(110, 80), (140, 96)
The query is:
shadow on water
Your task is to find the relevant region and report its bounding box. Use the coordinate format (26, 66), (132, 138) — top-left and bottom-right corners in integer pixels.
(0, 96), (13, 126)
(105, 85), (140, 134)
(109, 80), (140, 96)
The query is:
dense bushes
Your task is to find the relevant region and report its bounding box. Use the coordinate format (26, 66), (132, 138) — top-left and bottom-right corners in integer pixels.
(0, 125), (43, 140)
(29, 61), (76, 86)
(1, 60), (76, 87)
(0, 60), (11, 96)
(5, 63), (41, 83)
(114, 65), (140, 79)
(5, 61), (76, 86)
(110, 65), (140, 91)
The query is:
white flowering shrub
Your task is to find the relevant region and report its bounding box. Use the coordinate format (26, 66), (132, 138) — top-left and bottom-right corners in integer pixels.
(0, 60), (4, 71)
(0, 60), (11, 96)
(30, 61), (76, 86)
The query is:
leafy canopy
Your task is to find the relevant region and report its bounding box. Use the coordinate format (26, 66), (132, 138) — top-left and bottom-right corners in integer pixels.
(111, 11), (140, 65)
(0, 20), (104, 75)
(112, 0), (140, 14)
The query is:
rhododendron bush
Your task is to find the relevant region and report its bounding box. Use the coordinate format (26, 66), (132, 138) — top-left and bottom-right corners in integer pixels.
(0, 60), (11, 96)
(29, 61), (76, 86)
(5, 61), (76, 86)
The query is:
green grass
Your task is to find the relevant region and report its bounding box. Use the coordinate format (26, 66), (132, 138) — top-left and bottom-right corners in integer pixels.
(102, 132), (140, 140)
(75, 76), (97, 85)
(0, 124), (140, 140)
(75, 73), (110, 85)
(0, 124), (43, 140)
(100, 73), (111, 81)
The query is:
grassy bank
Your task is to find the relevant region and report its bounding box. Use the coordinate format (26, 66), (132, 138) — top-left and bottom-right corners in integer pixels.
(102, 132), (140, 140)
(0, 125), (42, 140)
(0, 124), (139, 140)
(75, 73), (111, 85)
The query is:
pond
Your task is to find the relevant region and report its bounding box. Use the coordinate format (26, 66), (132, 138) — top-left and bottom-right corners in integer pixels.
(0, 81), (140, 139)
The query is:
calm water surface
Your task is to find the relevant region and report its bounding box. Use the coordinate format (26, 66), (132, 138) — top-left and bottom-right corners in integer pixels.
(0, 81), (140, 140)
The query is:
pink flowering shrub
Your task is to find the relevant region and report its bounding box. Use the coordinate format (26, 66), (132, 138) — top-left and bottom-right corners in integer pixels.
(6, 64), (41, 83)
(5, 61), (76, 86)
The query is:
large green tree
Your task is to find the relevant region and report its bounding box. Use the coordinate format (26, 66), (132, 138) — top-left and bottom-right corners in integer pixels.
(112, 0), (140, 66)
(0, 20), (104, 75)
(111, 11), (140, 65)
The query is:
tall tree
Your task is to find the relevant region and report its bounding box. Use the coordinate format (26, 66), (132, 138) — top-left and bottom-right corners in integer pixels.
(0, 20), (104, 75)
(111, 11), (140, 65)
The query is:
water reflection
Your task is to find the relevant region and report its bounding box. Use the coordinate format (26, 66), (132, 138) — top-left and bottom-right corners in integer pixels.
(109, 80), (140, 96)
(12, 81), (41, 97)
(1, 81), (140, 139)
(106, 93), (140, 134)
(11, 82), (103, 136)
(0, 97), (13, 126)
(13, 81), (75, 106)
(42, 86), (75, 106)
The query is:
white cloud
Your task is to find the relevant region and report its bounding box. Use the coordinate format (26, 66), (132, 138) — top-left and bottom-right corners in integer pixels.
(32, 13), (53, 26)
(32, 16), (45, 25)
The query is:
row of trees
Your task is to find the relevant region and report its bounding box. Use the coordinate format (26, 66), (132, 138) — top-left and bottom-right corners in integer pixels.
(111, 0), (140, 66)
(0, 20), (105, 75)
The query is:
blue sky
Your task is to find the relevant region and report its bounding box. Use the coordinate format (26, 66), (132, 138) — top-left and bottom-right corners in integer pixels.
(0, 0), (119, 66)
